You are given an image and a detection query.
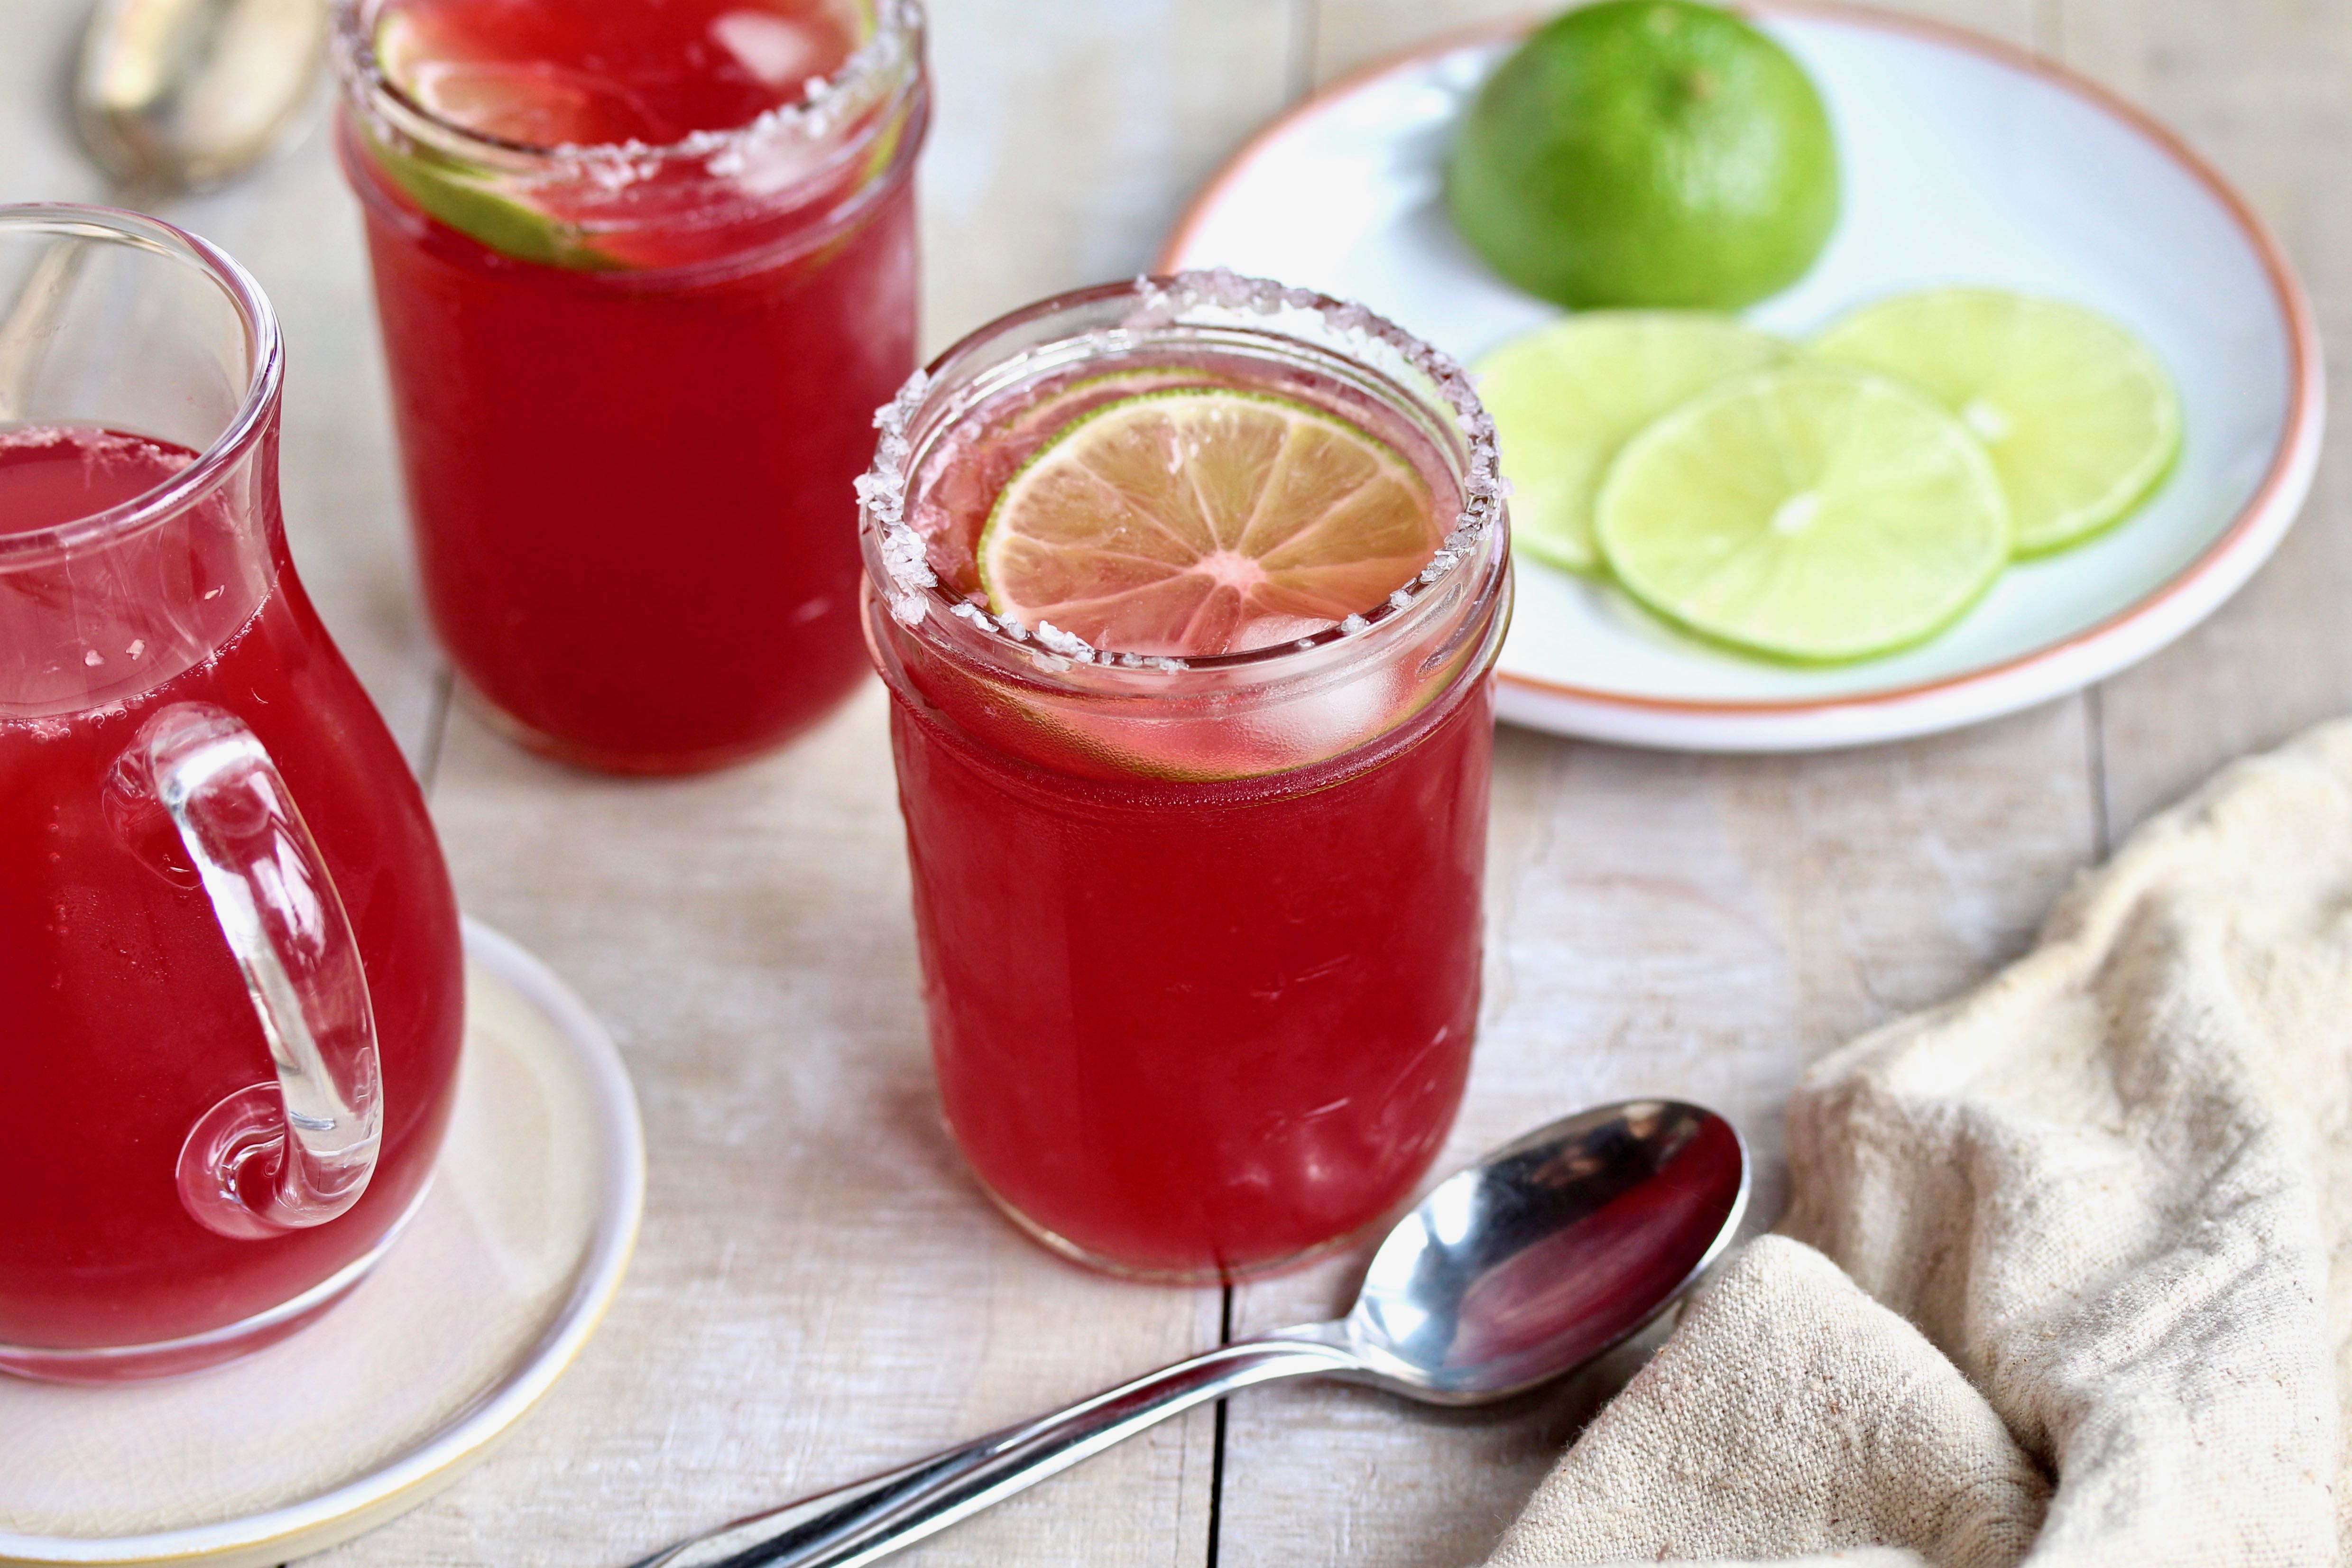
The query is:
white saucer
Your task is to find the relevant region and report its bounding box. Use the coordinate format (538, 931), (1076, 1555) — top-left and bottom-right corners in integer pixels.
(0, 921), (646, 1568)
(1163, 2), (2324, 752)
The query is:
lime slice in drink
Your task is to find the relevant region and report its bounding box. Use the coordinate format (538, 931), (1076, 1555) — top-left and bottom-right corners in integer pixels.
(1813, 288), (2180, 555)
(367, 8), (620, 268)
(1595, 364), (2011, 662)
(1002, 368), (1244, 441)
(978, 389), (1443, 658)
(375, 5), (667, 149)
(1476, 312), (1789, 573)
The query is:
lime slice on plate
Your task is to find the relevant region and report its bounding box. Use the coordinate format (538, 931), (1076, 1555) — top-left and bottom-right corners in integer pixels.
(1813, 288), (2180, 555)
(1476, 312), (1789, 573)
(1595, 363), (2011, 662)
(978, 389), (1443, 658)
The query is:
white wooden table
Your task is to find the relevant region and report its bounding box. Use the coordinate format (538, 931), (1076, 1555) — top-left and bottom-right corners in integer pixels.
(3, 1), (2342, 1563)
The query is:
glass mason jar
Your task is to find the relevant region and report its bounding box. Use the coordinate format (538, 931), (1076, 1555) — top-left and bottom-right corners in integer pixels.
(330, 0), (929, 774)
(0, 206), (466, 1382)
(859, 272), (1512, 1283)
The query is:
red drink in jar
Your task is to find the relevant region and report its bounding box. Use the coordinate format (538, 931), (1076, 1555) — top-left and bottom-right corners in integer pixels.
(332, 0), (928, 773)
(0, 210), (464, 1381)
(862, 275), (1512, 1281)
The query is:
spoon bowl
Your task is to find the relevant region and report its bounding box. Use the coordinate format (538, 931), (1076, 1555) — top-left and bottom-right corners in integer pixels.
(1347, 1099), (1748, 1401)
(1, 0), (328, 412)
(75, 0), (330, 195)
(634, 1099), (1750, 1568)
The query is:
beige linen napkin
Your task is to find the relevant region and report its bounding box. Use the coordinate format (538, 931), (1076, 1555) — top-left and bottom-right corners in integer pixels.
(1492, 719), (2352, 1568)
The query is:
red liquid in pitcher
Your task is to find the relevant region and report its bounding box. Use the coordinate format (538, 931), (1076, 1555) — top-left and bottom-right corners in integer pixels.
(0, 428), (465, 1359)
(343, 0), (921, 771)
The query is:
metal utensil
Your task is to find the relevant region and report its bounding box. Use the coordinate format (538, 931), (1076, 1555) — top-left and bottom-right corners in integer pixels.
(74, 0), (330, 195)
(0, 0), (328, 417)
(631, 1098), (1750, 1568)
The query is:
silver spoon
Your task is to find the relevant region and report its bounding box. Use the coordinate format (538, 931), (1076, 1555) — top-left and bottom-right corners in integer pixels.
(75, 0), (330, 196)
(0, 0), (328, 414)
(630, 1099), (1750, 1568)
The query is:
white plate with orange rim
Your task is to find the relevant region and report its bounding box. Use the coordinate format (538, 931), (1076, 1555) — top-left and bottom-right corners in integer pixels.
(1162, 1), (2323, 752)
(0, 921), (645, 1568)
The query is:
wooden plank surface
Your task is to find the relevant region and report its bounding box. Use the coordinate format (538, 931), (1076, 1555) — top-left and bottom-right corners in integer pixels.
(1307, 0), (2049, 80)
(2059, 0), (2352, 841)
(318, 695), (1227, 1568)
(1211, 3), (2332, 1564)
(1, 0), (2335, 1565)
(921, 0), (1308, 350)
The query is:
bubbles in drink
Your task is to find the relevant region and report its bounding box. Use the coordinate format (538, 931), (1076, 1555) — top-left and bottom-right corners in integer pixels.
(0, 425), (194, 534)
(1, 428), (265, 719)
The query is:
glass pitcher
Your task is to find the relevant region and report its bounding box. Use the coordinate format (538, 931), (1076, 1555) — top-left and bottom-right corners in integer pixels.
(0, 205), (465, 1382)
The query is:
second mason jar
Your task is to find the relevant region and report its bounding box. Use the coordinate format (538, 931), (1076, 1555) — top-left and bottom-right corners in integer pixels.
(332, 0), (929, 773)
(860, 273), (1513, 1282)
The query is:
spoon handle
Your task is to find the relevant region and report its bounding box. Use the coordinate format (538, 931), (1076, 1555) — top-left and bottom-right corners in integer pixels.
(628, 1332), (1358, 1568)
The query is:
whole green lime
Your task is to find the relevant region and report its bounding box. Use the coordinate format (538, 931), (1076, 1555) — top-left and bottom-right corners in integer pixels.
(1449, 0), (1840, 309)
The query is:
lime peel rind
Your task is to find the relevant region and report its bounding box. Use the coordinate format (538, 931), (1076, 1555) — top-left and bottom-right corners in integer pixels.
(364, 131), (621, 269)
(1449, 0), (1842, 310)
(361, 9), (624, 268)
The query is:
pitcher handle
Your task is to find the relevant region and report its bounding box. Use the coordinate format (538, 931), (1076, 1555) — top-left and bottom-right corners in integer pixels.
(133, 702), (383, 1241)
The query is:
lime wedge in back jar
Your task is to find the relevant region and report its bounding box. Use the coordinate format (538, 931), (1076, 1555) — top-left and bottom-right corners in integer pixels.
(361, 7), (620, 267)
(358, 0), (873, 269)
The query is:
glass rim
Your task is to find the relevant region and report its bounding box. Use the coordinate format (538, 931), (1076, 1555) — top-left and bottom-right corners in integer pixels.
(858, 269), (1508, 680)
(330, 0), (926, 173)
(0, 204), (282, 568)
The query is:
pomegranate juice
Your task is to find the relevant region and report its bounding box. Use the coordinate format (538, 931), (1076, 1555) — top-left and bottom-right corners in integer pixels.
(862, 279), (1513, 1280)
(889, 664), (1494, 1279)
(0, 428), (465, 1359)
(336, 0), (927, 772)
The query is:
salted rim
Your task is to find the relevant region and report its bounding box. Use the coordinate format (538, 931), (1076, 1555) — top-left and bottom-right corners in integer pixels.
(331, 0), (923, 182)
(0, 205), (281, 569)
(858, 267), (1507, 674)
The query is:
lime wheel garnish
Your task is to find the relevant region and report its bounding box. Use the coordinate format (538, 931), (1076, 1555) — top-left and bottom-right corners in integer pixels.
(977, 389), (1444, 658)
